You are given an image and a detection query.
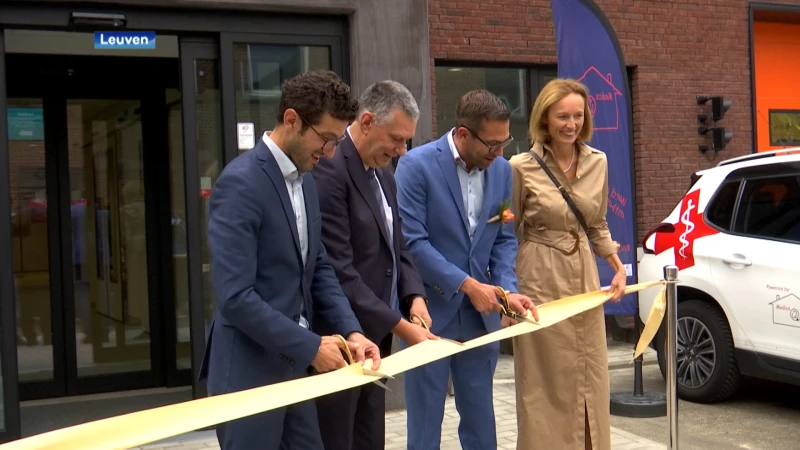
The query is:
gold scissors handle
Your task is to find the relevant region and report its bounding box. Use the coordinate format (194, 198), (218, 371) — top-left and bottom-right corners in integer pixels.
(332, 334), (395, 388)
(497, 288), (513, 316)
(497, 287), (538, 324)
(334, 334), (355, 364)
(411, 314), (429, 331)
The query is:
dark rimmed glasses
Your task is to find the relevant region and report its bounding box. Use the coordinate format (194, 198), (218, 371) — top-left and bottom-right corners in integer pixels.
(459, 124), (514, 153)
(298, 115), (347, 152)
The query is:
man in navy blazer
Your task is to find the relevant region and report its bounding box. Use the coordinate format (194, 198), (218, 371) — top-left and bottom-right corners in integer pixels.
(394, 90), (538, 450)
(312, 81), (437, 450)
(199, 70), (382, 450)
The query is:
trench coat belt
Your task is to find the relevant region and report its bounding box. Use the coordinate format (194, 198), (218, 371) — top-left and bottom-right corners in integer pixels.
(522, 226), (584, 256)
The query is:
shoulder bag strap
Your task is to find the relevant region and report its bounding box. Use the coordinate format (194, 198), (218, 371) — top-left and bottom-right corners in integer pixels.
(529, 150), (591, 235)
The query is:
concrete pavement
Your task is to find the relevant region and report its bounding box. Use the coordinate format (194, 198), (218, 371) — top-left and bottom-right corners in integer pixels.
(130, 340), (664, 449)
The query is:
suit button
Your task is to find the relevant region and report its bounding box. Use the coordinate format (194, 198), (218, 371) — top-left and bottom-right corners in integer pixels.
(385, 269), (393, 276)
(293, 315), (300, 321)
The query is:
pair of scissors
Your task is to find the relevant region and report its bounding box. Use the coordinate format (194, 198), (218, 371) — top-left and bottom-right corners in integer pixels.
(497, 288), (539, 325)
(411, 314), (465, 346)
(333, 334), (393, 391)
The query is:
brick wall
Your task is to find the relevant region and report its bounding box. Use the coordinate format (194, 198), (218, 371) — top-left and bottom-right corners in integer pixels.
(429, 0), (800, 241)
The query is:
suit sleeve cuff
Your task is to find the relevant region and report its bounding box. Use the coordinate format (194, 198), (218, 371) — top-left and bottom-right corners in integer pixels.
(400, 294), (427, 318)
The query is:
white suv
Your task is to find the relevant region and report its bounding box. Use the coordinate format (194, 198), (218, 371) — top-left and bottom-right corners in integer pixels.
(637, 149), (800, 403)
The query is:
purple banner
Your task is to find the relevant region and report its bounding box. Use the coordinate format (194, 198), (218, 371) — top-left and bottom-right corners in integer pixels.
(551, 0), (638, 315)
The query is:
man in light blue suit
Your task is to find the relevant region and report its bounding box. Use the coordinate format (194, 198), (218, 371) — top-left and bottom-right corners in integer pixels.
(395, 90), (538, 450)
(199, 70), (382, 450)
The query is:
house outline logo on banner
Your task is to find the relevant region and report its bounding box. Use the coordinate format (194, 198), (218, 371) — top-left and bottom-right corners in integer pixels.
(577, 66), (622, 131)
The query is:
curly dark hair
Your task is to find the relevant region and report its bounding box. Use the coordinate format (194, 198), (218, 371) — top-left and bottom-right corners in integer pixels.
(277, 70), (359, 130)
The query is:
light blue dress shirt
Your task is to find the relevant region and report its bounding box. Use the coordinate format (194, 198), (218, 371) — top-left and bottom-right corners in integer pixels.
(447, 128), (485, 241)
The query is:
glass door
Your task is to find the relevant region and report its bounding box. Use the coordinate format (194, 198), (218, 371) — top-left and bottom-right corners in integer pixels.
(6, 52), (179, 400)
(66, 97), (154, 381)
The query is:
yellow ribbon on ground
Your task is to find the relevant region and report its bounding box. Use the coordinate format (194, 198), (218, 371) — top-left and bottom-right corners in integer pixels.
(1, 280), (665, 450)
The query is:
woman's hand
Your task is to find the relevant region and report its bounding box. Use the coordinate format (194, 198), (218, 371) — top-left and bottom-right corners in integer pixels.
(607, 271), (627, 302)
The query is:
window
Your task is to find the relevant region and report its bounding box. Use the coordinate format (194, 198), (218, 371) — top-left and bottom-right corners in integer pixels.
(705, 180), (741, 231)
(769, 110), (800, 147)
(233, 43), (331, 153)
(733, 174), (800, 243)
(434, 65), (557, 159)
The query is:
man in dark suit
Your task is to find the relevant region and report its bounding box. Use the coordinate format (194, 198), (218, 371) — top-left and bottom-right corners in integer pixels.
(199, 70), (382, 450)
(312, 80), (437, 450)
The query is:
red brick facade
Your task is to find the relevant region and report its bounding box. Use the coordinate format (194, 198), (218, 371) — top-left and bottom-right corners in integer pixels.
(429, 0), (800, 241)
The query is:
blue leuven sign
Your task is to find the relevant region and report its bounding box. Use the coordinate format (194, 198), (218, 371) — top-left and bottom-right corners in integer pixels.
(94, 32), (156, 49)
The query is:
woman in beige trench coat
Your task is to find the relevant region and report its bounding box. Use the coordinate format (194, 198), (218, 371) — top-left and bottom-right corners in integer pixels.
(509, 78), (628, 450)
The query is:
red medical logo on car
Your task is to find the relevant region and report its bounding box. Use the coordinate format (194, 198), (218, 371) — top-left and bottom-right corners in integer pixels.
(654, 189), (720, 270)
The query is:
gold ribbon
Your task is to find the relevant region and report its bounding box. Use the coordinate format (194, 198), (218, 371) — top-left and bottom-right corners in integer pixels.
(1, 280), (665, 450)
(632, 283), (667, 360)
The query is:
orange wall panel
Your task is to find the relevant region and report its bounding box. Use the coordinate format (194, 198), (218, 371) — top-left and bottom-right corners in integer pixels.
(753, 21), (800, 152)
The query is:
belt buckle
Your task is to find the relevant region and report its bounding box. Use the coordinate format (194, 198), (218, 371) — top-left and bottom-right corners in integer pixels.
(566, 229), (580, 255)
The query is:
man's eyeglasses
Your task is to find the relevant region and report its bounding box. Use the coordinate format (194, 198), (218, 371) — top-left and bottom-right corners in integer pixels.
(459, 125), (514, 152)
(298, 115), (346, 152)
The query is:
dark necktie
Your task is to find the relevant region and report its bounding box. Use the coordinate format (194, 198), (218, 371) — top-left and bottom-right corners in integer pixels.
(367, 169), (388, 232)
(367, 168), (398, 311)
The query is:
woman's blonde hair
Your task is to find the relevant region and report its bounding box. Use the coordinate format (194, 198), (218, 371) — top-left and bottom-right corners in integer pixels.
(528, 78), (593, 145)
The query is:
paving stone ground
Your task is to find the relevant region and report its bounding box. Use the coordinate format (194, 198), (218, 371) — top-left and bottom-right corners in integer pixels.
(131, 341), (663, 450)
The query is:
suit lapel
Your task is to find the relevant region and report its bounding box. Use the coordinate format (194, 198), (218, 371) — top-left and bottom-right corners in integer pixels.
(301, 177), (315, 270)
(436, 139), (470, 232)
(345, 139), (392, 248)
(256, 140), (303, 265)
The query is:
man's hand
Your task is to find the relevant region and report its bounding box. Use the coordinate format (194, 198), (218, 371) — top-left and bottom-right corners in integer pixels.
(409, 297), (432, 330)
(311, 336), (354, 373)
(461, 278), (504, 315)
(347, 332), (381, 371)
(393, 319), (439, 346)
(506, 293), (539, 322)
(501, 315), (515, 329)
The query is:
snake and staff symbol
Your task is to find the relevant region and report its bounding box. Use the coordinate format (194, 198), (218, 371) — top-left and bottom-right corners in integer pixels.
(653, 189), (719, 271)
(678, 198), (696, 259)
(791, 308), (799, 322)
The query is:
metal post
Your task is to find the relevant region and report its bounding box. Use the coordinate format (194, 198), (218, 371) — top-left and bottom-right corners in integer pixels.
(664, 265), (679, 449)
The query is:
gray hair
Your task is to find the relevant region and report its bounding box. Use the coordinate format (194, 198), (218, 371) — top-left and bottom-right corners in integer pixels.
(357, 80), (420, 126)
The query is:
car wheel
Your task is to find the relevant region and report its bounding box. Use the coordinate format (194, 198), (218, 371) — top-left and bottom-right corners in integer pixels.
(656, 300), (740, 403)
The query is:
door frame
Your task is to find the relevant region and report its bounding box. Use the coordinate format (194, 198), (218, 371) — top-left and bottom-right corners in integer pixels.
(179, 38), (219, 399)
(0, 29), (22, 444)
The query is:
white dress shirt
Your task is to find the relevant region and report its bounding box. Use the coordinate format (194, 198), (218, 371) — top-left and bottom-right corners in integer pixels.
(263, 132), (308, 266)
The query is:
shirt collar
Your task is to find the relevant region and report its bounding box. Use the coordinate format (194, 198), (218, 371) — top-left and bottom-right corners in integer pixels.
(447, 127), (482, 172)
(263, 132), (300, 181)
(347, 125), (373, 172)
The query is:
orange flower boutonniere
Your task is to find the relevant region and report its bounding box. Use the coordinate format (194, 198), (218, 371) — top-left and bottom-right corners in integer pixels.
(488, 199), (515, 224)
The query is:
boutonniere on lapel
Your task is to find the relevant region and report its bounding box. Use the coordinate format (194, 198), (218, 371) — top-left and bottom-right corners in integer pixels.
(488, 199), (514, 224)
